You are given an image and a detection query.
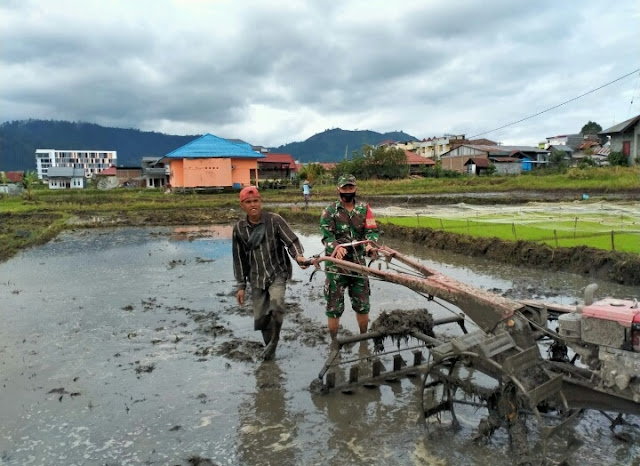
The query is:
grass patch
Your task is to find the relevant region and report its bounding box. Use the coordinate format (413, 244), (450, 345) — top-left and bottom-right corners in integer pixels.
(381, 214), (640, 253)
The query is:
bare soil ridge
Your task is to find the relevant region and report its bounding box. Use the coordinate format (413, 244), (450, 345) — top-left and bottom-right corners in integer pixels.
(2, 198), (639, 286)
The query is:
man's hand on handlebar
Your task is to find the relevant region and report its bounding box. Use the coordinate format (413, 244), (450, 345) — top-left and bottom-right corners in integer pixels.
(296, 255), (310, 269)
(334, 245), (348, 260)
(365, 244), (378, 260)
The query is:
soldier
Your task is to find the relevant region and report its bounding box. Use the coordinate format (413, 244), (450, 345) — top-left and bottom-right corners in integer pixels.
(232, 186), (309, 360)
(319, 174), (379, 347)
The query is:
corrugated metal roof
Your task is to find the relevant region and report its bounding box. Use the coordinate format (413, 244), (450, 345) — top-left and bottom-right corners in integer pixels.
(48, 167), (85, 177)
(491, 157), (522, 163)
(600, 114), (640, 135)
(548, 145), (573, 153)
(464, 157), (490, 167)
(163, 134), (264, 159)
(445, 144), (548, 158)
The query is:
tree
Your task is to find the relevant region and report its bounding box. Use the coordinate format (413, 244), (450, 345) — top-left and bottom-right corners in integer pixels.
(22, 170), (38, 201)
(298, 163), (326, 184)
(361, 145), (408, 179)
(0, 171), (8, 185)
(549, 149), (569, 171)
(581, 121), (602, 135)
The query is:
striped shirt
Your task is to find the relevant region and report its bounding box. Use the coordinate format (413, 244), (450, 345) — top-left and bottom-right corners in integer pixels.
(232, 211), (304, 291)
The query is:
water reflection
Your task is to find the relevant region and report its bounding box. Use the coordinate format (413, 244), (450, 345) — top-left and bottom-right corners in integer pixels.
(236, 362), (297, 465)
(171, 225), (233, 240)
(311, 362), (383, 464)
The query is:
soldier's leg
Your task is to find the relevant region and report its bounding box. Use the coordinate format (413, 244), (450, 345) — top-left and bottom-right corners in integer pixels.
(324, 272), (346, 345)
(262, 277), (286, 361)
(348, 276), (371, 334)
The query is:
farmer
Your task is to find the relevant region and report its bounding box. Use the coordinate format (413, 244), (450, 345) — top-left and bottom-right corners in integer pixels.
(232, 186), (309, 360)
(302, 180), (311, 209)
(319, 174), (379, 347)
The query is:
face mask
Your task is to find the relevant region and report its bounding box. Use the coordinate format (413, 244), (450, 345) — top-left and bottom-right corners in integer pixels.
(340, 192), (356, 203)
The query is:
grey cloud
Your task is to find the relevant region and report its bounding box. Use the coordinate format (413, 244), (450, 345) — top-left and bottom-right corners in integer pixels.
(1, 0), (638, 147)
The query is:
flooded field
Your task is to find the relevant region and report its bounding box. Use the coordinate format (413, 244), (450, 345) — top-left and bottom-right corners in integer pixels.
(1, 226), (638, 466)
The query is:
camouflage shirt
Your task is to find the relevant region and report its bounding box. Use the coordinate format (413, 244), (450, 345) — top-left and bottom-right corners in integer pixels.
(319, 200), (379, 265)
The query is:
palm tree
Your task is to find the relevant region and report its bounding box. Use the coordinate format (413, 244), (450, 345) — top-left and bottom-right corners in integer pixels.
(22, 171), (38, 201)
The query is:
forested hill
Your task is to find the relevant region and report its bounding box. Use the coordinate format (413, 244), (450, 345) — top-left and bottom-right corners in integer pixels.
(273, 128), (417, 162)
(0, 120), (198, 171)
(0, 120), (418, 171)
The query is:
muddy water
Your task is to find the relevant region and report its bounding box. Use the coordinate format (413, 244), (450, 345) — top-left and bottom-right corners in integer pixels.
(0, 226), (638, 466)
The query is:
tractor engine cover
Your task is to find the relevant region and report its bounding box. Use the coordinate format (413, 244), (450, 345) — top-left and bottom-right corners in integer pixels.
(581, 299), (640, 349)
(558, 312), (581, 341)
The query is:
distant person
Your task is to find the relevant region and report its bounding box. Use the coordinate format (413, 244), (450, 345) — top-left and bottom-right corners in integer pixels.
(232, 186), (309, 360)
(302, 180), (311, 209)
(319, 174), (379, 347)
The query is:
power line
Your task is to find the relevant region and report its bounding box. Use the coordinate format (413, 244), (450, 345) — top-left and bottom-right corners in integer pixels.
(469, 68), (640, 139)
(628, 70), (640, 118)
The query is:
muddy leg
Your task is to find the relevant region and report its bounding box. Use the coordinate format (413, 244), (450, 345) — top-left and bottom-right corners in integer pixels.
(328, 317), (340, 350)
(356, 313), (369, 334)
(261, 316), (273, 345)
(262, 311), (282, 361)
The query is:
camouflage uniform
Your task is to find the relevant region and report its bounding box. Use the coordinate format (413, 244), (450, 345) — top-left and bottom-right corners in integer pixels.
(320, 198), (380, 318)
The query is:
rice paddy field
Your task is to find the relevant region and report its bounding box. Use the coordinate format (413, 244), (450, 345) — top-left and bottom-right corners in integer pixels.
(377, 201), (640, 253)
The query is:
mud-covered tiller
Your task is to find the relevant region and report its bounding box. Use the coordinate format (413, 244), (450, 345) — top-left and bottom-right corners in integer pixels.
(303, 240), (640, 465)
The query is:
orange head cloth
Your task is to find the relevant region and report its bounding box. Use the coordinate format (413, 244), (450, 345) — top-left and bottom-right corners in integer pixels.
(239, 186), (260, 202)
(365, 203), (377, 229)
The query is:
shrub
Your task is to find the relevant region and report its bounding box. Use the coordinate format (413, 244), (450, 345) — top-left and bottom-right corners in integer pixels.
(608, 151), (629, 166)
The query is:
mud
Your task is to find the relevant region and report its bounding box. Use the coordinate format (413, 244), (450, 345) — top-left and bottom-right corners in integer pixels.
(370, 309), (435, 352)
(1, 226), (638, 465)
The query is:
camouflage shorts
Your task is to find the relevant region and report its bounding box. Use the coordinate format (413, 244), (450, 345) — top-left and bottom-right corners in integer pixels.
(324, 271), (370, 318)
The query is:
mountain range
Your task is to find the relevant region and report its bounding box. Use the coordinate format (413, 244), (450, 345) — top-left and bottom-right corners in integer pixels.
(0, 119), (417, 171)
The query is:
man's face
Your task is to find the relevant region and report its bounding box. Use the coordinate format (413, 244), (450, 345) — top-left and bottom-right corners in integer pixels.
(338, 184), (356, 195)
(241, 196), (262, 217)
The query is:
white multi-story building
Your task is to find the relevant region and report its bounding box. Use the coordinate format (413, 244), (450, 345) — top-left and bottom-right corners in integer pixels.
(35, 149), (117, 179)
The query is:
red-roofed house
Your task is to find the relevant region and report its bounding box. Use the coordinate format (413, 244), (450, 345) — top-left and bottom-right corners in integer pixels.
(3, 171), (24, 183)
(404, 150), (435, 175)
(258, 153), (297, 181)
(1, 171), (25, 194)
(94, 166), (119, 189)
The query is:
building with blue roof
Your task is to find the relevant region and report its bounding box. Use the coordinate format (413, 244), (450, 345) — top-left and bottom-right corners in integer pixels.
(160, 133), (264, 189)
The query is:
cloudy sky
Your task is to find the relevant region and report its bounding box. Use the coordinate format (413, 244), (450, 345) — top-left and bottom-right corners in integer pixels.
(2, 0), (639, 147)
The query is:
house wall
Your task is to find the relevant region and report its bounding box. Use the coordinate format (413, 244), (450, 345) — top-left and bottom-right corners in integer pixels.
(609, 125), (640, 165)
(168, 158), (259, 188)
(169, 160), (184, 187)
(442, 153), (488, 172)
(182, 158), (232, 187)
(493, 163), (522, 175)
(231, 159), (259, 186)
(117, 168), (142, 182)
(48, 178), (80, 189)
